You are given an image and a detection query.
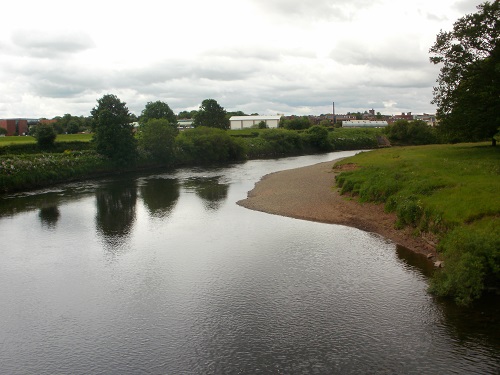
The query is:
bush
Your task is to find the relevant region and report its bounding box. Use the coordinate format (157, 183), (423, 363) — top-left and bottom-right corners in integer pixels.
(282, 116), (311, 130)
(34, 124), (56, 149)
(430, 218), (500, 305)
(0, 127), (7, 136)
(137, 119), (177, 164)
(304, 125), (332, 151)
(259, 129), (303, 155)
(176, 127), (245, 164)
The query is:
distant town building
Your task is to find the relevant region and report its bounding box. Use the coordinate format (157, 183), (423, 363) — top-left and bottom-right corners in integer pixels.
(177, 119), (194, 129)
(342, 120), (388, 128)
(392, 112), (413, 121)
(414, 113), (437, 127)
(229, 115), (281, 130)
(0, 118), (38, 136)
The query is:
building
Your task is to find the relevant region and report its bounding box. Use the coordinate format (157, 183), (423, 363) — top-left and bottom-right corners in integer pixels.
(392, 112), (413, 121)
(342, 120), (388, 128)
(178, 119), (194, 129)
(0, 119), (33, 136)
(229, 115), (281, 130)
(414, 113), (437, 127)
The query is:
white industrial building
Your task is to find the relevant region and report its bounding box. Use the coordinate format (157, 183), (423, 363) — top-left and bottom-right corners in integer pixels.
(342, 120), (388, 128)
(229, 115), (281, 130)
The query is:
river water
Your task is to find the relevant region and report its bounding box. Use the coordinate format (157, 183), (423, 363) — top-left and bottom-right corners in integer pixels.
(0, 151), (499, 374)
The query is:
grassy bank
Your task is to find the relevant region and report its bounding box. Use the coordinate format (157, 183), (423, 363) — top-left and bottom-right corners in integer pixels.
(335, 143), (500, 305)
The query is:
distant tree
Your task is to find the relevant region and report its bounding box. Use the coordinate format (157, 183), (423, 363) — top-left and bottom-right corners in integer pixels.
(66, 120), (80, 134)
(178, 110), (191, 119)
(282, 116), (311, 130)
(257, 120), (268, 129)
(193, 99), (230, 129)
(137, 119), (177, 164)
(430, 0), (500, 146)
(0, 127), (8, 136)
(140, 100), (177, 127)
(178, 110), (198, 119)
(34, 124), (56, 149)
(227, 110), (246, 118)
(91, 94), (137, 165)
(384, 120), (438, 145)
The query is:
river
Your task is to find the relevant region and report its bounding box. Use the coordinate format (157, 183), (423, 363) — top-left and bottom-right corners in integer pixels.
(0, 151), (498, 374)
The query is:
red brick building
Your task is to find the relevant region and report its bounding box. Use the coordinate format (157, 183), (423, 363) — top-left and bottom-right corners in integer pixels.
(0, 119), (29, 136)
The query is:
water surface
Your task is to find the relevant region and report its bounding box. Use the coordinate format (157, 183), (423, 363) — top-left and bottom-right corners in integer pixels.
(1, 151), (498, 374)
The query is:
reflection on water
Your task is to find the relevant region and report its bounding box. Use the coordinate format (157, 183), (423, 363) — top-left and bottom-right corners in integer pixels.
(396, 244), (435, 278)
(396, 244), (500, 359)
(140, 178), (180, 218)
(38, 205), (60, 229)
(183, 176), (229, 210)
(95, 179), (137, 249)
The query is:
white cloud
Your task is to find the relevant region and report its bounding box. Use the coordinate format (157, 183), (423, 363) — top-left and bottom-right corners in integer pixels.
(0, 0), (475, 118)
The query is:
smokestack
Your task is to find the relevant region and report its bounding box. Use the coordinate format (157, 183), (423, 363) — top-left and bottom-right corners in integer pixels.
(332, 101), (336, 124)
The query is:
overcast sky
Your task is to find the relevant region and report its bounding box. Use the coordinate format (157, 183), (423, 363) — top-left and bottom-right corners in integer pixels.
(0, 0), (480, 118)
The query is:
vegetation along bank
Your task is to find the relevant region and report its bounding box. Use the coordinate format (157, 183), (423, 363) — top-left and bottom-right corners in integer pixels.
(335, 143), (500, 306)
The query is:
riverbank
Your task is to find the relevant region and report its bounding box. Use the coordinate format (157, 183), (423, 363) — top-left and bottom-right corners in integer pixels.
(237, 160), (437, 256)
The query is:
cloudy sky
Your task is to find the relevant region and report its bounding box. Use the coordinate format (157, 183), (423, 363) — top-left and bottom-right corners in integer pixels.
(0, 0), (480, 118)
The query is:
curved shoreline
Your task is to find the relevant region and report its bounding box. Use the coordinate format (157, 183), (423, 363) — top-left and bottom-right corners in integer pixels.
(237, 159), (437, 256)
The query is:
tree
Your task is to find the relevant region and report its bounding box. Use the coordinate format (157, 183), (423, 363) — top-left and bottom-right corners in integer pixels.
(384, 120), (438, 145)
(137, 119), (177, 164)
(282, 116), (311, 130)
(34, 124), (56, 149)
(91, 94), (137, 165)
(193, 99), (230, 129)
(429, 0), (500, 145)
(140, 100), (177, 127)
(66, 120), (80, 134)
(178, 110), (198, 119)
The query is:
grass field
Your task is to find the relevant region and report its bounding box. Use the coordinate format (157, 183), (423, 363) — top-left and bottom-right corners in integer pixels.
(0, 133), (92, 147)
(0, 136), (36, 145)
(335, 143), (500, 305)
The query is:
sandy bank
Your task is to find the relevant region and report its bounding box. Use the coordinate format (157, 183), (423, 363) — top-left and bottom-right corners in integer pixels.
(237, 160), (437, 256)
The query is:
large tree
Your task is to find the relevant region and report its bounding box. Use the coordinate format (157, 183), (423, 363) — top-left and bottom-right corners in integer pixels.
(193, 99), (230, 129)
(429, 0), (499, 145)
(91, 94), (137, 165)
(140, 100), (177, 127)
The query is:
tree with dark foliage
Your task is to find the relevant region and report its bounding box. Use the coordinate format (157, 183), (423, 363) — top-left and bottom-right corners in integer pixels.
(429, 1), (499, 146)
(91, 94), (137, 165)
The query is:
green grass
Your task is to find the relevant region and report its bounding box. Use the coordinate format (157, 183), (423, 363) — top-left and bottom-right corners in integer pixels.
(0, 136), (36, 145)
(335, 143), (500, 305)
(0, 133), (92, 147)
(56, 133), (93, 142)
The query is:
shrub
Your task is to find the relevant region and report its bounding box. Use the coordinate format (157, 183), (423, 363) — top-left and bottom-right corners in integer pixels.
(259, 129), (303, 155)
(137, 119), (177, 164)
(176, 127), (245, 164)
(34, 124), (56, 149)
(304, 125), (332, 151)
(430, 218), (500, 305)
(282, 116), (311, 130)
